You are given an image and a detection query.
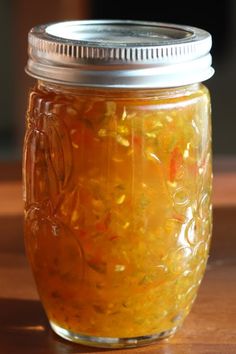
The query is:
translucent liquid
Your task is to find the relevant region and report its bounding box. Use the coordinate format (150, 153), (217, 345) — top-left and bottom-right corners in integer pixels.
(23, 82), (212, 343)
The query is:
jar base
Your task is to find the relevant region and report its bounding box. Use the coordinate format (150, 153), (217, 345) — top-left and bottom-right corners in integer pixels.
(50, 321), (177, 348)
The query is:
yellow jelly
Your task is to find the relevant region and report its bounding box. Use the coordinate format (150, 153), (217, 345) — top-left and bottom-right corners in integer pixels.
(23, 82), (212, 341)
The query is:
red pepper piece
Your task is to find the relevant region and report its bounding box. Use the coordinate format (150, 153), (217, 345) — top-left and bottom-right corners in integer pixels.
(79, 229), (88, 238)
(108, 234), (119, 241)
(133, 135), (142, 149)
(95, 221), (107, 233)
(170, 147), (183, 182)
(95, 212), (111, 233)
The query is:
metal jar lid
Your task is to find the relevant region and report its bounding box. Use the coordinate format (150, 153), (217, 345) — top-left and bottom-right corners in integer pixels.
(26, 20), (214, 88)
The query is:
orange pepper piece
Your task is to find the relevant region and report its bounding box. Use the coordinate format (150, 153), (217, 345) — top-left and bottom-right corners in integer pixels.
(170, 147), (183, 182)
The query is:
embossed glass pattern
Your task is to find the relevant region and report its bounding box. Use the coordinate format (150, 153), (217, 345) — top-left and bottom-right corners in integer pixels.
(23, 81), (212, 348)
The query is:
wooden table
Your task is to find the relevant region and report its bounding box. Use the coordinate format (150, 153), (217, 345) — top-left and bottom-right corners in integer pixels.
(0, 162), (235, 354)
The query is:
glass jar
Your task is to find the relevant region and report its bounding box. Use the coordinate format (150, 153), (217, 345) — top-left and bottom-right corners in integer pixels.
(23, 20), (214, 348)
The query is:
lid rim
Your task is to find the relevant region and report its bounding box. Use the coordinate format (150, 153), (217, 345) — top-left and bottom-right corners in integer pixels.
(27, 19), (214, 87)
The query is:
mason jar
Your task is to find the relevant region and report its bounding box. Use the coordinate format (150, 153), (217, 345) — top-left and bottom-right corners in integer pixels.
(23, 20), (214, 348)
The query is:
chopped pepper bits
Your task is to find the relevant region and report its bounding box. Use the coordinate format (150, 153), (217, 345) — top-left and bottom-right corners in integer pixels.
(23, 83), (212, 338)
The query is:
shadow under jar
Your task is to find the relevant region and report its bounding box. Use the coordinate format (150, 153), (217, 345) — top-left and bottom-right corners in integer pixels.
(23, 20), (214, 348)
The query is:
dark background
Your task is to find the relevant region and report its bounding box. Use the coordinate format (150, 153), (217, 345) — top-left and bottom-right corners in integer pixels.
(0, 0), (235, 163)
